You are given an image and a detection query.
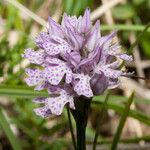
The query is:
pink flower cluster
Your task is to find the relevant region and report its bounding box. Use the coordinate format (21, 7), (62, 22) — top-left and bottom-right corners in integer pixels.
(23, 9), (132, 117)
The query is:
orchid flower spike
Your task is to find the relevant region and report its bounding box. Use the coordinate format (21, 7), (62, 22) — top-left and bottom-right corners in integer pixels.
(23, 9), (133, 117)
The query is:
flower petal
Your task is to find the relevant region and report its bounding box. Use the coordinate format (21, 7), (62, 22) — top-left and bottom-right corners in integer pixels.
(107, 61), (120, 69)
(45, 58), (72, 85)
(95, 33), (117, 65)
(48, 16), (65, 38)
(47, 85), (61, 94)
(66, 27), (84, 51)
(32, 97), (46, 103)
(99, 66), (122, 78)
(47, 90), (75, 115)
(90, 73), (108, 95)
(34, 81), (48, 91)
(99, 31), (116, 47)
(34, 106), (51, 118)
(25, 68), (44, 86)
(117, 54), (133, 61)
(80, 44), (102, 69)
(73, 74), (93, 97)
(108, 78), (120, 89)
(107, 43), (133, 61)
(86, 20), (100, 51)
(66, 51), (81, 67)
(77, 8), (91, 33)
(43, 36), (71, 56)
(23, 48), (45, 65)
(35, 32), (50, 48)
(62, 13), (78, 30)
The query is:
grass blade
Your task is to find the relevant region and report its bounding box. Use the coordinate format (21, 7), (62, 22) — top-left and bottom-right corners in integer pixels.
(92, 91), (110, 150)
(0, 85), (48, 98)
(0, 108), (23, 150)
(5, 0), (47, 26)
(129, 22), (150, 52)
(67, 107), (77, 150)
(111, 92), (134, 150)
(93, 95), (150, 105)
(1, 85), (150, 104)
(101, 24), (150, 32)
(0, 86), (149, 125)
(93, 101), (150, 126)
(93, 97), (150, 126)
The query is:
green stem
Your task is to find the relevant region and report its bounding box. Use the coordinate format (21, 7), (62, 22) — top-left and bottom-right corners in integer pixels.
(67, 107), (77, 150)
(76, 120), (86, 150)
(71, 97), (91, 150)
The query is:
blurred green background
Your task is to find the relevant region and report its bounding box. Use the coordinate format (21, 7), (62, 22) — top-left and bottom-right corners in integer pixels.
(0, 0), (150, 150)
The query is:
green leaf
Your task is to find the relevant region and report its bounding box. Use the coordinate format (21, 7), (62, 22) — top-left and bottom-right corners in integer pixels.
(0, 85), (48, 98)
(0, 108), (23, 150)
(112, 4), (135, 20)
(111, 92), (134, 150)
(64, 0), (74, 15)
(1, 85), (150, 104)
(0, 86), (150, 126)
(133, 0), (146, 5)
(92, 98), (150, 126)
(140, 33), (150, 58)
(67, 108), (77, 150)
(93, 95), (150, 105)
